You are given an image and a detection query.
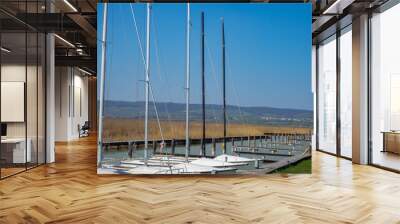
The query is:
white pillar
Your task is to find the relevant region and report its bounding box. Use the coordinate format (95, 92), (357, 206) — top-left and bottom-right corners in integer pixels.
(46, 32), (55, 163)
(311, 45), (317, 151)
(352, 14), (369, 164)
(45, 0), (56, 163)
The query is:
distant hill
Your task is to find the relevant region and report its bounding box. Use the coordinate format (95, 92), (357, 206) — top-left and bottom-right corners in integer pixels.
(104, 100), (313, 128)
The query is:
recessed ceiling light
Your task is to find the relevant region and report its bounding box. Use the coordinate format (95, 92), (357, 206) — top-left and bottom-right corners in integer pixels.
(1, 47), (11, 53)
(63, 0), (78, 12)
(78, 67), (93, 76)
(322, 0), (354, 15)
(54, 34), (75, 48)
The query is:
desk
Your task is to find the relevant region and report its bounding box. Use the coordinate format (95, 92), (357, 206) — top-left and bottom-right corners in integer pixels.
(1, 138), (31, 163)
(382, 131), (400, 154)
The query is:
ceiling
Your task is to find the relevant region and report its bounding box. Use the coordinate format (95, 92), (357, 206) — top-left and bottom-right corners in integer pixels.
(1, 0), (396, 74)
(0, 0), (97, 75)
(311, 0), (391, 43)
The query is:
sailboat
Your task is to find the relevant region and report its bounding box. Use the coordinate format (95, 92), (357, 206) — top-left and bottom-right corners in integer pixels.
(170, 8), (221, 174)
(120, 3), (174, 173)
(122, 5), (220, 174)
(214, 154), (254, 163)
(191, 17), (252, 168)
(118, 6), (247, 174)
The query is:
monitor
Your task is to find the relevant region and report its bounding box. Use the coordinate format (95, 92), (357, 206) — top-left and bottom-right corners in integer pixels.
(1, 123), (7, 137)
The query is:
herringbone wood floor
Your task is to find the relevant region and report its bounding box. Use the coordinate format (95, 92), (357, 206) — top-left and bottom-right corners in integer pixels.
(1, 135), (400, 224)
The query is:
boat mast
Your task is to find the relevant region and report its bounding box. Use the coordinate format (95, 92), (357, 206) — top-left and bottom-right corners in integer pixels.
(222, 18), (227, 154)
(144, 3), (151, 165)
(97, 3), (108, 167)
(185, 4), (191, 162)
(201, 12), (206, 157)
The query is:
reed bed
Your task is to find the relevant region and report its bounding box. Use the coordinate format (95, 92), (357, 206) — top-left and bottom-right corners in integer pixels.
(103, 118), (311, 141)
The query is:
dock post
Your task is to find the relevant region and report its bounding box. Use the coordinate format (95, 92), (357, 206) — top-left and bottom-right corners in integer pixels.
(248, 136), (250, 147)
(200, 139), (204, 156)
(264, 135), (267, 147)
(254, 159), (260, 169)
(188, 138), (191, 156)
(261, 136), (264, 147)
(212, 138), (216, 157)
(128, 141), (133, 158)
(153, 140), (157, 154)
(241, 137), (243, 146)
(171, 139), (175, 155)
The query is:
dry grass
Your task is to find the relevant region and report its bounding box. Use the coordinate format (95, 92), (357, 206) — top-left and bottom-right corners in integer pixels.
(103, 118), (311, 141)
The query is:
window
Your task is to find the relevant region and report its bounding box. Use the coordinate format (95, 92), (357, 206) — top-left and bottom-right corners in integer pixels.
(317, 35), (337, 154)
(339, 26), (352, 158)
(370, 2), (400, 171)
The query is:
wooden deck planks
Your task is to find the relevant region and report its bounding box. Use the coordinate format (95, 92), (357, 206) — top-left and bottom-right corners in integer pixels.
(0, 135), (399, 223)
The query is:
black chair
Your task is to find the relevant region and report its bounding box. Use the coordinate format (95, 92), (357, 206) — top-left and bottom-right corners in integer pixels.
(79, 121), (90, 138)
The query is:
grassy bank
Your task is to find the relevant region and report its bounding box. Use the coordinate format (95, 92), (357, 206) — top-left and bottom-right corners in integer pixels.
(275, 158), (312, 174)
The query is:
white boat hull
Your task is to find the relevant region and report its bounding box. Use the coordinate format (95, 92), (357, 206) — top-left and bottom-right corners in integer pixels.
(214, 154), (254, 163)
(190, 158), (247, 168)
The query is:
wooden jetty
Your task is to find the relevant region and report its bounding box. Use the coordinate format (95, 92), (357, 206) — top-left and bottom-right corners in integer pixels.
(233, 146), (295, 157)
(237, 147), (312, 175)
(102, 133), (311, 151)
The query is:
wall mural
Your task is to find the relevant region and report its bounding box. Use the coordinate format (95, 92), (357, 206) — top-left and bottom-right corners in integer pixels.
(97, 3), (312, 175)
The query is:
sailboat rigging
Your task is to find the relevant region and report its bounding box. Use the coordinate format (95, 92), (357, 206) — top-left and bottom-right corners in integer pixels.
(185, 3), (191, 162)
(144, 3), (151, 166)
(201, 12), (206, 157)
(222, 18), (227, 155)
(98, 3), (108, 167)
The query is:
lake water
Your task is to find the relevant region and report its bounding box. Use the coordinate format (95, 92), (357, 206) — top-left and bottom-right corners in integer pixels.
(102, 138), (310, 172)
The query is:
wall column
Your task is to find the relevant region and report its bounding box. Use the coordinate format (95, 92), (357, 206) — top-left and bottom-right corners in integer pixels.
(352, 14), (369, 164)
(46, 32), (55, 163)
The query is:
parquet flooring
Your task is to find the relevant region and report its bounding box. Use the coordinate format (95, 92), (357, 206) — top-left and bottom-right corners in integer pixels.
(1, 135), (400, 223)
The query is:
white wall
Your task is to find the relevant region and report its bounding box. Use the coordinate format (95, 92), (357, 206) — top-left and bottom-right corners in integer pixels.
(1, 63), (46, 164)
(1, 65), (42, 137)
(1, 65), (27, 138)
(55, 67), (89, 141)
(55, 66), (69, 141)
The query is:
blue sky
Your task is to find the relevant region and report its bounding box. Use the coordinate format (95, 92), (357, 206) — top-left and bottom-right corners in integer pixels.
(98, 3), (312, 110)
